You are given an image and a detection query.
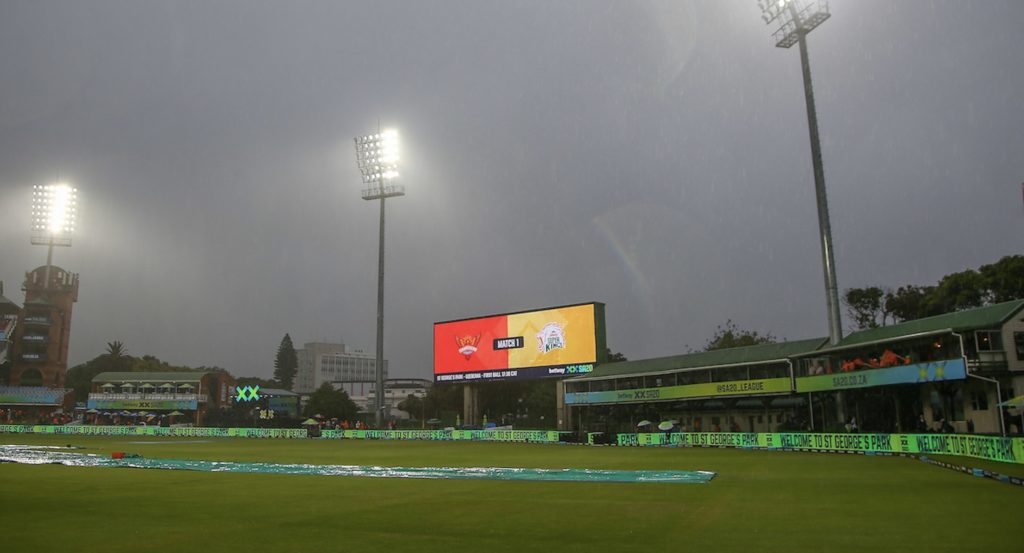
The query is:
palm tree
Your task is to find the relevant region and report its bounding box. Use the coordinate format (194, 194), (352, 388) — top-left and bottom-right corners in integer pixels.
(106, 341), (127, 358)
(104, 341), (130, 372)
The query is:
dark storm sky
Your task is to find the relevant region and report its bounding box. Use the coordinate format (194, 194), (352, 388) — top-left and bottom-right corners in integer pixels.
(1, 1), (1021, 379)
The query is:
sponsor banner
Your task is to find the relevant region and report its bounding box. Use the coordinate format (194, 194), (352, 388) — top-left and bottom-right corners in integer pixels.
(321, 429), (562, 443)
(796, 359), (966, 393)
(0, 395), (64, 406)
(616, 431), (1024, 464)
(565, 377), (791, 405)
(87, 399), (198, 410)
(435, 363), (594, 383)
(434, 303), (601, 382)
(268, 397), (300, 417)
(0, 425), (305, 439)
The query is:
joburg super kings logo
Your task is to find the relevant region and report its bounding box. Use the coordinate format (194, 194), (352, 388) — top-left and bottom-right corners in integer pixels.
(456, 334), (481, 359)
(536, 323), (565, 353)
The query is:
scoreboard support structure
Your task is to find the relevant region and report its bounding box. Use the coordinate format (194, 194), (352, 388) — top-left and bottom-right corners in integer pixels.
(463, 384), (481, 427)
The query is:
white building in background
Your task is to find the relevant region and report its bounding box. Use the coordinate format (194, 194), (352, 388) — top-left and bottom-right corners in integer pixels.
(294, 341), (387, 395)
(351, 378), (432, 419)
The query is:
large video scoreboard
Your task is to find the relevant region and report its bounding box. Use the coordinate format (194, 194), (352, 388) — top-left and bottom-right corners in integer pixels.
(433, 302), (606, 383)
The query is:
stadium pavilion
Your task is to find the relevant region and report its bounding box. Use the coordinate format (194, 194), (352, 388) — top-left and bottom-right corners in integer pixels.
(87, 371), (235, 425)
(564, 299), (1024, 436)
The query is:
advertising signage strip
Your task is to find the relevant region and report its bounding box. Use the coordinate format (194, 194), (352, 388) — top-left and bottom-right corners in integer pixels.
(0, 425), (307, 439)
(87, 399), (198, 410)
(795, 359), (966, 393)
(614, 432), (1024, 465)
(434, 303), (602, 382)
(434, 363), (594, 383)
(565, 377), (792, 405)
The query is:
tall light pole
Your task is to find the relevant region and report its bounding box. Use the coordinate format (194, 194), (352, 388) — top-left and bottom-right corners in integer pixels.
(759, 0), (842, 346)
(354, 127), (404, 428)
(30, 182), (78, 289)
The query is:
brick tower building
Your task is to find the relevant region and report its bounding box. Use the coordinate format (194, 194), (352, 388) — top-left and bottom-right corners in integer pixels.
(9, 265), (79, 387)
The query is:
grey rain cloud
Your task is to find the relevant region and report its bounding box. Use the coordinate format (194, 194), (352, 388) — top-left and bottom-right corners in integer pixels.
(1, 1), (1021, 378)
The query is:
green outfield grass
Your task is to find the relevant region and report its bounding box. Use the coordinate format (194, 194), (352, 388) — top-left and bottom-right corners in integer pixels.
(1, 435), (1020, 553)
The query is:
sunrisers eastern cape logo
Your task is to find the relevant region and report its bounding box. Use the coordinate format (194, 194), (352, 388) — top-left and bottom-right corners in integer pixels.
(536, 323), (565, 354)
(455, 334), (481, 360)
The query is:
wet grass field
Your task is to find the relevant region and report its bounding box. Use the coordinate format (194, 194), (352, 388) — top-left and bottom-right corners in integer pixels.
(1, 434), (1020, 553)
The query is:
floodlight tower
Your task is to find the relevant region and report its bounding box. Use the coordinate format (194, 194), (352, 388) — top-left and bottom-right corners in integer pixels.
(31, 183), (78, 288)
(759, 0), (842, 346)
(354, 127), (404, 428)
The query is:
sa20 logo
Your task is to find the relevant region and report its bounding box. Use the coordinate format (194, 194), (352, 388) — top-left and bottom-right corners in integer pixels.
(235, 385), (261, 402)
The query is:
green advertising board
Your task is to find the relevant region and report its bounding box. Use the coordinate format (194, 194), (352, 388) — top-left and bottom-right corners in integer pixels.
(795, 359), (966, 393)
(617, 431), (1024, 465)
(87, 399), (198, 410)
(564, 377), (791, 405)
(321, 429), (561, 443)
(0, 425), (306, 439)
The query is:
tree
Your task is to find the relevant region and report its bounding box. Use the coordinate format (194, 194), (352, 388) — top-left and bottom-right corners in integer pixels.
(843, 286), (886, 330)
(979, 255), (1024, 303)
(305, 382), (359, 420)
(702, 320), (776, 351)
(106, 341), (127, 359)
(397, 394), (424, 420)
(421, 383), (463, 421)
(274, 334), (298, 390)
(928, 269), (986, 314)
(604, 348), (627, 362)
(66, 341), (132, 400)
(884, 285), (935, 323)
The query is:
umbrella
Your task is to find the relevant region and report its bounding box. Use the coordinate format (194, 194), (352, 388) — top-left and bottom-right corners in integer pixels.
(302, 418), (319, 425)
(100, 383), (115, 389)
(636, 420), (652, 427)
(168, 411), (184, 416)
(658, 421), (675, 431)
(159, 383), (174, 389)
(86, 408), (99, 414)
(178, 383), (194, 389)
(426, 418), (442, 425)
(139, 383), (155, 389)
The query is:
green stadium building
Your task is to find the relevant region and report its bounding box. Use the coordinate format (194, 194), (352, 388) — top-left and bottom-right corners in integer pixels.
(87, 371), (235, 425)
(564, 300), (1024, 436)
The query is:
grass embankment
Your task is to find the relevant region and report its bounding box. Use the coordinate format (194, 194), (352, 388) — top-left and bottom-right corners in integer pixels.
(1, 435), (1020, 553)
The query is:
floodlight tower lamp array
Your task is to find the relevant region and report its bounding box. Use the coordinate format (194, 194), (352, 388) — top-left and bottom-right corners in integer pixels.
(30, 183), (78, 246)
(759, 0), (831, 49)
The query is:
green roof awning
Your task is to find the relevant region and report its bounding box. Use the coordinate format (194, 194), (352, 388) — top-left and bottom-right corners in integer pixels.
(802, 299), (1024, 355)
(92, 372), (210, 384)
(572, 337), (827, 381)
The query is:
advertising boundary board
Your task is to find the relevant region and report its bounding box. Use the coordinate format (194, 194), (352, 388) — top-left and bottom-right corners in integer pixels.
(616, 432), (1024, 464)
(0, 425), (307, 439)
(321, 429), (562, 443)
(1, 426), (1020, 467)
(0, 425), (562, 443)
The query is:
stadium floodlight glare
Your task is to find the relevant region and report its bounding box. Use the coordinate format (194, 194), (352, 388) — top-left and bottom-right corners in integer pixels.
(31, 182), (77, 247)
(354, 125), (405, 428)
(757, 0), (842, 347)
(30, 181), (79, 289)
